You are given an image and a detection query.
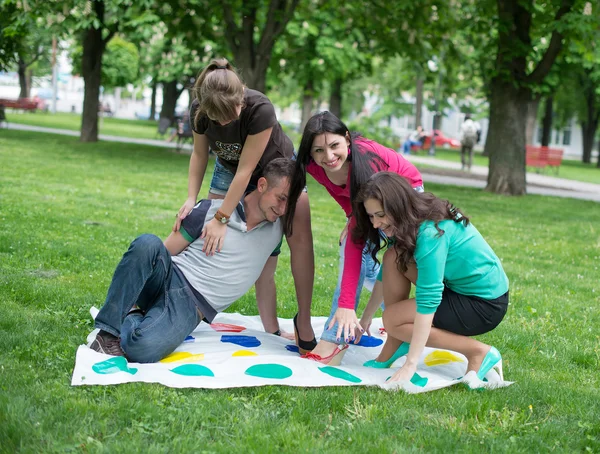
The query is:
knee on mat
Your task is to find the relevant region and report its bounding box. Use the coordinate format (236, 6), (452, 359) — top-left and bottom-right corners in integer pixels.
(122, 330), (169, 364)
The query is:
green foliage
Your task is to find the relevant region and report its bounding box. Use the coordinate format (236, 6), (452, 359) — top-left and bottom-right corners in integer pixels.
(1, 129), (600, 452)
(102, 36), (139, 88)
(70, 35), (140, 89)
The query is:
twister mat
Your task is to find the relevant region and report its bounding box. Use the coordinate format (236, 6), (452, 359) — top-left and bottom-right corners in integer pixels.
(72, 310), (512, 393)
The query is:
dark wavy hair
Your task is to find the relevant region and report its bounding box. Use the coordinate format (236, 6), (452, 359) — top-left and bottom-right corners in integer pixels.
(353, 172), (470, 273)
(284, 111), (387, 235)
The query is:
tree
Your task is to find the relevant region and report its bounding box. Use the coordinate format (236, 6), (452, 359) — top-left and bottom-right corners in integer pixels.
(481, 0), (587, 195)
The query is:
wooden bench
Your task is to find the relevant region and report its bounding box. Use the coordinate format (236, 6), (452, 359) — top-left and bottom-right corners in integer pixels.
(0, 97), (44, 112)
(526, 146), (564, 175)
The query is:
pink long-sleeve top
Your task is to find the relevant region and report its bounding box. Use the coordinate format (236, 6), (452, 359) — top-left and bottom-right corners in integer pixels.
(307, 137), (423, 309)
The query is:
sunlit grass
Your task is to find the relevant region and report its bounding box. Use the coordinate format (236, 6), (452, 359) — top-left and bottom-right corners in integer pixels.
(1, 129), (599, 452)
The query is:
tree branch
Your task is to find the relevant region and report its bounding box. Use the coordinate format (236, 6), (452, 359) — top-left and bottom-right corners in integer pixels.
(222, 0), (240, 53)
(258, 0), (299, 54)
(526, 0), (575, 84)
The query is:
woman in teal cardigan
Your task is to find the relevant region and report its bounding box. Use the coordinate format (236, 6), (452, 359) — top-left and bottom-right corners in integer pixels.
(353, 172), (509, 387)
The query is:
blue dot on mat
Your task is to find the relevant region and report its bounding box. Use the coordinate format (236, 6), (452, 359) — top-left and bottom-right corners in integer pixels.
(183, 335), (195, 343)
(355, 335), (383, 347)
(221, 335), (261, 348)
(285, 344), (299, 353)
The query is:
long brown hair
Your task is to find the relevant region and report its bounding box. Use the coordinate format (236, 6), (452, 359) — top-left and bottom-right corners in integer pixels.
(192, 58), (245, 125)
(353, 172), (469, 273)
(284, 111), (387, 236)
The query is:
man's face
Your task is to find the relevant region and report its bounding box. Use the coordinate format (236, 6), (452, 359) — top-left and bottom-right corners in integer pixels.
(257, 177), (290, 223)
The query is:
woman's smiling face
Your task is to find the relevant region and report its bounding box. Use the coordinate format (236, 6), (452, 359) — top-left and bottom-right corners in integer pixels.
(363, 198), (395, 237)
(309, 132), (350, 174)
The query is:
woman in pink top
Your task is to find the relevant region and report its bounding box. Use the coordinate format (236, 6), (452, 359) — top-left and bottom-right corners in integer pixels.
(285, 111), (423, 365)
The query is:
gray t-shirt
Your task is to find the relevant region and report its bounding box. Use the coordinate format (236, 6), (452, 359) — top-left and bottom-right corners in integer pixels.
(171, 198), (282, 322)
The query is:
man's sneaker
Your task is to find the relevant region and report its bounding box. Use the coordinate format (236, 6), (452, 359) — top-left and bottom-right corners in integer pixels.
(89, 330), (125, 357)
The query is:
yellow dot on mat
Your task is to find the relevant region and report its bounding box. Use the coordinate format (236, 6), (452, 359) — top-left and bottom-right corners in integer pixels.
(232, 350), (258, 357)
(159, 352), (205, 363)
(424, 350), (464, 367)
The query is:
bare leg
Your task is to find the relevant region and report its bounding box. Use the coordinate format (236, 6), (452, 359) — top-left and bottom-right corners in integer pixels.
(286, 192), (315, 342)
(255, 255), (279, 334)
(381, 249), (490, 372)
(374, 249), (415, 362)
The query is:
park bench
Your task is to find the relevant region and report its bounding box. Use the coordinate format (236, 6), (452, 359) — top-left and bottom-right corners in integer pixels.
(525, 145), (564, 175)
(0, 97), (45, 112)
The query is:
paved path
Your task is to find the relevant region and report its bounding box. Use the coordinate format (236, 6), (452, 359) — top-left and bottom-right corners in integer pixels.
(405, 155), (600, 202)
(6, 122), (193, 151)
(5, 122), (599, 202)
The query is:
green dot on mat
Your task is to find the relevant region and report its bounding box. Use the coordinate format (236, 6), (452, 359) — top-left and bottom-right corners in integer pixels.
(92, 357), (138, 375)
(245, 364), (292, 379)
(410, 372), (428, 387)
(385, 372), (429, 387)
(170, 364), (214, 377)
(319, 366), (362, 383)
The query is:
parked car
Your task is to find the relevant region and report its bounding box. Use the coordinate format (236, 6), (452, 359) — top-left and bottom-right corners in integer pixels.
(412, 129), (461, 151)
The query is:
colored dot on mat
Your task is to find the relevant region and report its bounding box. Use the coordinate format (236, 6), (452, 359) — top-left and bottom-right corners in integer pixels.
(355, 335), (384, 347)
(318, 366), (362, 383)
(424, 350), (465, 367)
(385, 373), (429, 388)
(210, 323), (246, 332)
(92, 357), (138, 375)
(245, 364), (292, 379)
(221, 335), (261, 348)
(285, 345), (299, 353)
(170, 364), (214, 377)
(232, 350), (258, 357)
(160, 352), (205, 363)
(183, 335), (195, 343)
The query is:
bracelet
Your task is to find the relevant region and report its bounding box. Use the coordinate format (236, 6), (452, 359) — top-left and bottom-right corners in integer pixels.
(271, 329), (281, 336)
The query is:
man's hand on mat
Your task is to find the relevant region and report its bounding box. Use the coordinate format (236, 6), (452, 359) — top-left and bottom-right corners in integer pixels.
(329, 308), (363, 343)
(388, 362), (417, 383)
(280, 330), (295, 341)
(173, 198), (196, 232)
(201, 218), (227, 255)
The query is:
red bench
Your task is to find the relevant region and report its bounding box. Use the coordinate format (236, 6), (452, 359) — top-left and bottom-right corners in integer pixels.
(0, 97), (46, 112)
(526, 146), (563, 175)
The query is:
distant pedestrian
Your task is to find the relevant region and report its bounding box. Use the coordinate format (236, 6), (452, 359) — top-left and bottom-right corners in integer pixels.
(401, 126), (426, 155)
(459, 114), (479, 171)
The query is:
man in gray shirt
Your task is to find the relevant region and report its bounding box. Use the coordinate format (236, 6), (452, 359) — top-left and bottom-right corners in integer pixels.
(89, 158), (294, 363)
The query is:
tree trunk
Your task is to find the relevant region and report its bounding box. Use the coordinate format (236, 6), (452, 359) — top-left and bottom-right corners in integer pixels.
(485, 80), (528, 195)
(525, 95), (540, 145)
(18, 56), (29, 98)
(300, 79), (314, 132)
(415, 75), (424, 127)
(80, 26), (106, 142)
(329, 78), (342, 118)
(234, 52), (271, 93)
(149, 81), (157, 120)
(541, 96), (553, 147)
(160, 80), (181, 122)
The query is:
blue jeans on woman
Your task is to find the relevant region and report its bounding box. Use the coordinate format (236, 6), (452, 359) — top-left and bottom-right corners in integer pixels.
(319, 238), (380, 344)
(94, 234), (201, 363)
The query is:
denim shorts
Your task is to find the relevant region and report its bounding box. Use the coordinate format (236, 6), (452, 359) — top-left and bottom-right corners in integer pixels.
(209, 159), (254, 196)
(209, 155), (306, 195)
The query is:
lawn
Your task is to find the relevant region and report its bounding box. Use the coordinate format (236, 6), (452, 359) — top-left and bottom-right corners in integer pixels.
(420, 148), (600, 185)
(1, 129), (599, 452)
(5, 111), (160, 140)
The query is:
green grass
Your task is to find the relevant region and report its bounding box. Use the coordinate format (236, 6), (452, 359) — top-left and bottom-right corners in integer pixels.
(422, 148), (600, 185)
(6, 111), (160, 140)
(1, 129), (599, 452)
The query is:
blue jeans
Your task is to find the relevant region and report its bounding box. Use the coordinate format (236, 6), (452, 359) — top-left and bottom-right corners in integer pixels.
(319, 238), (380, 344)
(402, 139), (422, 154)
(95, 234), (201, 363)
